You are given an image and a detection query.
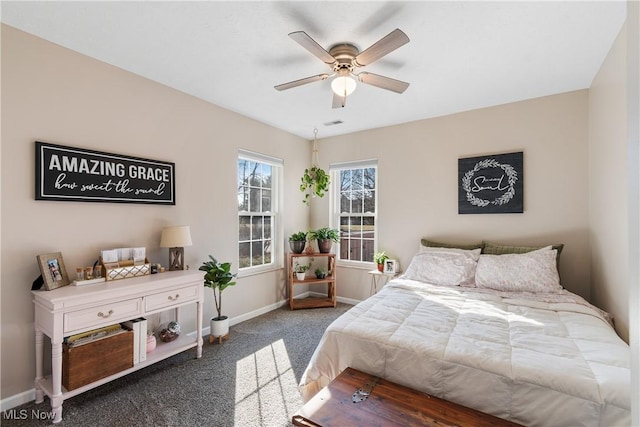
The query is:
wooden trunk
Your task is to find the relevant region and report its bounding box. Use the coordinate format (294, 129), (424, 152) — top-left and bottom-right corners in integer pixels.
(293, 367), (523, 427)
(62, 330), (134, 391)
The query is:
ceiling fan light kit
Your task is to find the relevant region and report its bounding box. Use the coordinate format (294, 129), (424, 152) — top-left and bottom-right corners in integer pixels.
(275, 29), (410, 108)
(331, 71), (357, 97)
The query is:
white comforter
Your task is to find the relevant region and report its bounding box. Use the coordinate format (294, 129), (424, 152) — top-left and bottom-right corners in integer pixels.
(299, 279), (630, 426)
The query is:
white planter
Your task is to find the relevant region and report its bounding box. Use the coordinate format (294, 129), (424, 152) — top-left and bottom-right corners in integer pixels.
(296, 272), (306, 280)
(210, 316), (229, 337)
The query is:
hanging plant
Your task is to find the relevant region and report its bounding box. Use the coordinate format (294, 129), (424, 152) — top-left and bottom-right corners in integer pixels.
(300, 128), (330, 206)
(300, 166), (330, 205)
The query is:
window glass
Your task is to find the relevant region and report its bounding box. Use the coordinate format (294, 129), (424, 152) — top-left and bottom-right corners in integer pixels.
(332, 162), (377, 263)
(238, 153), (281, 270)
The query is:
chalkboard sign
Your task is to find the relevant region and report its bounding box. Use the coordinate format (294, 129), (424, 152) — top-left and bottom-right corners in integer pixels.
(458, 151), (523, 214)
(35, 141), (175, 205)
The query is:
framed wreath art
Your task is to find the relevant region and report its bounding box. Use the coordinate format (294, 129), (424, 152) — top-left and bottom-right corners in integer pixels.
(458, 152), (523, 214)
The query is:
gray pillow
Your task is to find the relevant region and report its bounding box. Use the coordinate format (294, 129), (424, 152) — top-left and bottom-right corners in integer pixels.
(421, 238), (484, 251)
(482, 241), (564, 272)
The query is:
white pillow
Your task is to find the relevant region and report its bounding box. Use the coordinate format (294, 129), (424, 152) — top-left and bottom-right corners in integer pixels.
(403, 247), (481, 287)
(475, 249), (562, 293)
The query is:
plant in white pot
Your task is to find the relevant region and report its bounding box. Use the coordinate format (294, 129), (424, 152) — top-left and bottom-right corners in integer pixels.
(293, 260), (312, 280)
(199, 255), (237, 343)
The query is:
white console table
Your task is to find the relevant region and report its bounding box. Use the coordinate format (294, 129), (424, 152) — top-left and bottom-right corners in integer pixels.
(32, 270), (204, 423)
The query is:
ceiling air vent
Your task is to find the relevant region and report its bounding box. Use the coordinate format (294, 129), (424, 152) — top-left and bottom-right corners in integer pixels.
(324, 120), (343, 126)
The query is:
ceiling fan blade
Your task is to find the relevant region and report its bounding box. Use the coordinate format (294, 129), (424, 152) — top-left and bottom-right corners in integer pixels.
(274, 74), (330, 91)
(332, 92), (346, 109)
(358, 72), (410, 93)
(354, 28), (409, 67)
(289, 31), (337, 65)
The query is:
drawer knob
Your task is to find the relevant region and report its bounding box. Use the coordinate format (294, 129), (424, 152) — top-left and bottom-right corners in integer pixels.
(168, 294), (180, 301)
(97, 309), (114, 318)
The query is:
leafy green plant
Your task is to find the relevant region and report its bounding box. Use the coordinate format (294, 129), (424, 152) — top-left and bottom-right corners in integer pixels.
(309, 227), (340, 242)
(300, 166), (330, 205)
(294, 261), (312, 273)
(199, 256), (237, 320)
(373, 251), (389, 264)
(314, 267), (327, 279)
(288, 231), (308, 242)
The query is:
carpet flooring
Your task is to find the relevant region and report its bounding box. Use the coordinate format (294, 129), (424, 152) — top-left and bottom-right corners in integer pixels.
(2, 302), (351, 426)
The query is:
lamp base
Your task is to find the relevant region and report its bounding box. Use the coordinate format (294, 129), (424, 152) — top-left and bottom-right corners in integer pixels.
(168, 247), (185, 271)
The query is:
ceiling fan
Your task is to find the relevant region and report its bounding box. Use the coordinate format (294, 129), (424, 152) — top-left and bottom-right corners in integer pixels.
(274, 28), (410, 108)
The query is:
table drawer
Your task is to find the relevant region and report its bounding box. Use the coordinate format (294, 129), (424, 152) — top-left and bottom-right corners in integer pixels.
(146, 285), (199, 311)
(64, 298), (143, 334)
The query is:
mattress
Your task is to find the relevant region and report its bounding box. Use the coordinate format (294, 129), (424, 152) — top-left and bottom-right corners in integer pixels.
(299, 279), (631, 426)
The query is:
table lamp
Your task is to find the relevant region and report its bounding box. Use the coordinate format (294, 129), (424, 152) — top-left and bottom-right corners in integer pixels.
(160, 226), (192, 271)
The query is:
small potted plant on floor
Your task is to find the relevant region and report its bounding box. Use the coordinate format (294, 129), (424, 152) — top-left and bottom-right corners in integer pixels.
(294, 261), (312, 280)
(374, 251), (388, 272)
(199, 255), (237, 341)
(309, 227), (340, 253)
(288, 231), (307, 254)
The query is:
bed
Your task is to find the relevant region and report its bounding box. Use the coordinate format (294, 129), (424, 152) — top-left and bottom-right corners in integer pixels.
(299, 242), (631, 426)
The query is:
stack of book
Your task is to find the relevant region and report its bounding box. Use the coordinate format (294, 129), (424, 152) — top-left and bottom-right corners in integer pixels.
(121, 318), (148, 364)
(65, 324), (128, 348)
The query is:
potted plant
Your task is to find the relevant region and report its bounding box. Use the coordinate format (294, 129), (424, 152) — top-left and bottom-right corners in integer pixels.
(300, 166), (330, 205)
(309, 227), (340, 253)
(199, 255), (237, 340)
(293, 261), (312, 280)
(314, 267), (327, 279)
(374, 251), (388, 272)
(288, 231), (307, 254)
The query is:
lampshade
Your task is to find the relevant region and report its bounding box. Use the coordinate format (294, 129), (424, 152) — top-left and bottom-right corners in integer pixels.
(160, 226), (192, 248)
(331, 74), (357, 97)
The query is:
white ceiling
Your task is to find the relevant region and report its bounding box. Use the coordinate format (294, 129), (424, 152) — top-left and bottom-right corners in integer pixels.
(1, 1), (627, 140)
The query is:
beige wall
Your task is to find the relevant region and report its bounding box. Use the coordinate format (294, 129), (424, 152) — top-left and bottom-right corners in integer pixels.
(0, 25), (310, 400)
(315, 91), (591, 305)
(626, 1), (640, 423)
(588, 24), (629, 342)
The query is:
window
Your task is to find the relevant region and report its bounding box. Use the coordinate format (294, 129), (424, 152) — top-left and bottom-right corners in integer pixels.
(237, 150), (282, 272)
(330, 160), (377, 264)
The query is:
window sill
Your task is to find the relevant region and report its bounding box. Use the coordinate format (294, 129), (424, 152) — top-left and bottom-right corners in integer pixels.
(237, 264), (284, 278)
(335, 261), (376, 271)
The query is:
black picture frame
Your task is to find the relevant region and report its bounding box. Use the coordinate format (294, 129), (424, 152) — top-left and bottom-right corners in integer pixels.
(458, 151), (523, 214)
(35, 141), (175, 205)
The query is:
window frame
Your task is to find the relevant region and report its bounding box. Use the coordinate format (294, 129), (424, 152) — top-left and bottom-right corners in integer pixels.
(237, 149), (283, 277)
(329, 159), (378, 268)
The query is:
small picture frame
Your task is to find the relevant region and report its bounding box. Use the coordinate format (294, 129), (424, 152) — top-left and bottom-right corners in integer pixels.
(37, 252), (70, 290)
(384, 259), (397, 274)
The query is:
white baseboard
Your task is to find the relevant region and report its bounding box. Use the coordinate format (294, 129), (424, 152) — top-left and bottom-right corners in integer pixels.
(309, 291), (360, 306)
(1, 389), (36, 413)
(229, 299), (289, 326)
(336, 295), (361, 306)
(2, 296), (355, 412)
(197, 298), (289, 336)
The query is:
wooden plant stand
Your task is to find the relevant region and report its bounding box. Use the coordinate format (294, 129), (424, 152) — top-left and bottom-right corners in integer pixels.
(209, 333), (229, 345)
(288, 253), (336, 310)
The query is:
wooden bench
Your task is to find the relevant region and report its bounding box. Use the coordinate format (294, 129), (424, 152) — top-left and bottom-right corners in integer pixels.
(292, 367), (523, 427)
